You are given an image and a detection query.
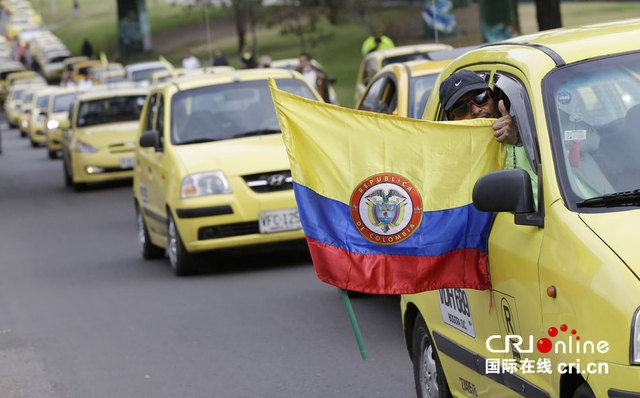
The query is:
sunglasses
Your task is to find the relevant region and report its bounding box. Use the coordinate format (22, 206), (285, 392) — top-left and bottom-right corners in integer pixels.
(449, 90), (492, 118)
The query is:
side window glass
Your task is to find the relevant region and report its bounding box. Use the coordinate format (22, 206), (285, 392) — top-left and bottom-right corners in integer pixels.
(493, 72), (542, 217)
(144, 94), (157, 131)
(378, 79), (397, 115)
(358, 78), (386, 112)
(156, 95), (165, 146)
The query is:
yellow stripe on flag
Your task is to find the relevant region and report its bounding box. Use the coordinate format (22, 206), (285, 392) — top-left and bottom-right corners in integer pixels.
(269, 79), (506, 211)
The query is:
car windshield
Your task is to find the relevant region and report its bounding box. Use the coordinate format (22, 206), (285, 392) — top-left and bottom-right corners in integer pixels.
(170, 78), (316, 145)
(131, 67), (166, 82)
(11, 89), (25, 100)
(36, 95), (49, 108)
(545, 52), (640, 209)
(23, 92), (34, 103)
(410, 73), (439, 119)
(76, 95), (146, 127)
(53, 93), (76, 112)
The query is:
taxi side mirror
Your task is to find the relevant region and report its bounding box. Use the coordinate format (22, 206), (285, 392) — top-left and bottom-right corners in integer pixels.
(139, 129), (161, 152)
(473, 169), (535, 214)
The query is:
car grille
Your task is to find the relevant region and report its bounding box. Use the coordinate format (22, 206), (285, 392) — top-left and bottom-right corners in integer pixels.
(109, 142), (135, 154)
(198, 221), (260, 240)
(242, 170), (293, 193)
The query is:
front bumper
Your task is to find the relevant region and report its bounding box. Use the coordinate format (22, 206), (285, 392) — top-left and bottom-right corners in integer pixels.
(169, 188), (304, 253)
(71, 150), (135, 183)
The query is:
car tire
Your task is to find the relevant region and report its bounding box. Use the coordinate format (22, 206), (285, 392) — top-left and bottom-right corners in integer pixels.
(20, 130), (26, 138)
(412, 313), (451, 398)
(167, 211), (195, 276)
(30, 137), (37, 147)
(136, 204), (164, 259)
(63, 157), (73, 187)
(48, 149), (57, 159)
(573, 383), (596, 398)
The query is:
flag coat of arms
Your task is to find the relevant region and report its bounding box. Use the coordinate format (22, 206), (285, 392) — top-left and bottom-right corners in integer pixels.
(270, 80), (506, 294)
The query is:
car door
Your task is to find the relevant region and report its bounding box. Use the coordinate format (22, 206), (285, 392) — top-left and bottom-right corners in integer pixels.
(136, 93), (167, 244)
(484, 67), (552, 393)
(424, 66), (550, 397)
(143, 93), (171, 241)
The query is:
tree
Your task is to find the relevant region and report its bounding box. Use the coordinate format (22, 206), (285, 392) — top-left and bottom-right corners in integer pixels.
(534, 0), (562, 31)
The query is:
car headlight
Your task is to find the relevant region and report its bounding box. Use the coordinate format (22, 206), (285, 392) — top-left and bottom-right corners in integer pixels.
(181, 171), (232, 198)
(632, 307), (640, 364)
(47, 120), (59, 130)
(76, 140), (98, 154)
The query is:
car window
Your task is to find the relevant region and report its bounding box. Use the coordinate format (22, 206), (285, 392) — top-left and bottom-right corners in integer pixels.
(156, 95), (165, 137)
(131, 67), (166, 82)
(36, 94), (49, 109)
(545, 52), (640, 209)
(144, 94), (157, 131)
(170, 78), (316, 145)
(362, 58), (377, 86)
(410, 73), (439, 119)
(358, 77), (386, 112)
(53, 93), (76, 113)
(76, 95), (146, 127)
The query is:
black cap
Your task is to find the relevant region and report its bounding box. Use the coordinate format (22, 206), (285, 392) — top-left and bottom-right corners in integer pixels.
(439, 70), (489, 111)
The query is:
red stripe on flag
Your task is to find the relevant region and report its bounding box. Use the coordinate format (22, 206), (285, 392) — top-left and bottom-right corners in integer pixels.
(306, 237), (491, 294)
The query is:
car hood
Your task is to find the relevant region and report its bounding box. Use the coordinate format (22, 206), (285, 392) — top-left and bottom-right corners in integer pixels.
(76, 121), (139, 147)
(173, 134), (290, 177)
(580, 210), (640, 279)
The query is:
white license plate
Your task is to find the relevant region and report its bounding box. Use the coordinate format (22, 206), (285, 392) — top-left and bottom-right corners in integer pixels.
(438, 288), (476, 338)
(120, 155), (134, 169)
(259, 208), (302, 234)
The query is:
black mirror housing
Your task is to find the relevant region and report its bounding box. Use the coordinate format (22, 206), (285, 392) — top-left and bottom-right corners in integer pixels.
(139, 130), (161, 151)
(472, 169), (534, 214)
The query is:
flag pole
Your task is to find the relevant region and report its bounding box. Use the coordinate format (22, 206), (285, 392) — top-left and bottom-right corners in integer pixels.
(339, 288), (369, 360)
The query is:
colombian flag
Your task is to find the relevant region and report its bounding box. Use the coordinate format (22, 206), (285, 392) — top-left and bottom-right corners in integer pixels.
(270, 80), (505, 294)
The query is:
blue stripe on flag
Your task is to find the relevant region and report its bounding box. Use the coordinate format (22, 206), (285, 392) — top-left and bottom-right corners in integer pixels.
(294, 183), (493, 257)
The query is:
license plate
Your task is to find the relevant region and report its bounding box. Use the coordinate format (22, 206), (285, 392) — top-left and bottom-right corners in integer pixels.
(438, 288), (476, 338)
(259, 208), (302, 233)
(120, 155), (134, 169)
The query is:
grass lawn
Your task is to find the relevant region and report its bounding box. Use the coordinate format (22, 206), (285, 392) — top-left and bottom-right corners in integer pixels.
(35, 1), (640, 107)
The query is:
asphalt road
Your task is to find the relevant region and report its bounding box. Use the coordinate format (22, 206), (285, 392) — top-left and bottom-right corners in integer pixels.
(0, 127), (415, 398)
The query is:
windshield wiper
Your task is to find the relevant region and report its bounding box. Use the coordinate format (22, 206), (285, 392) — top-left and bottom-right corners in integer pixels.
(576, 189), (640, 208)
(232, 129), (281, 138)
(178, 138), (220, 145)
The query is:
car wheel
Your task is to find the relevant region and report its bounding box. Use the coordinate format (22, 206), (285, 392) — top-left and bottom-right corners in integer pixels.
(573, 383), (596, 398)
(412, 313), (451, 398)
(48, 149), (57, 159)
(20, 130), (26, 138)
(167, 212), (195, 276)
(136, 204), (165, 259)
(30, 137), (37, 147)
(63, 157), (72, 187)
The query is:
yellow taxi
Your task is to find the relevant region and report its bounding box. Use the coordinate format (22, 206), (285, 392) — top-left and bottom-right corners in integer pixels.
(17, 87), (37, 138)
(5, 78), (46, 128)
(70, 59), (102, 85)
(60, 56), (89, 85)
(0, 61), (26, 101)
(27, 88), (55, 147)
(401, 19), (640, 397)
(270, 57), (339, 104)
(355, 46), (477, 118)
(354, 43), (453, 104)
(134, 69), (322, 276)
(62, 86), (148, 190)
(45, 86), (85, 159)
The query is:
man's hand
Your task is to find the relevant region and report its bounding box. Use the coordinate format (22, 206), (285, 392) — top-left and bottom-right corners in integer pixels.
(492, 100), (520, 145)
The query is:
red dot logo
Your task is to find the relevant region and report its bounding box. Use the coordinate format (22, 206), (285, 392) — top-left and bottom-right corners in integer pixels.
(537, 338), (553, 353)
(571, 329), (576, 335)
(548, 327), (558, 337)
(561, 324), (568, 332)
